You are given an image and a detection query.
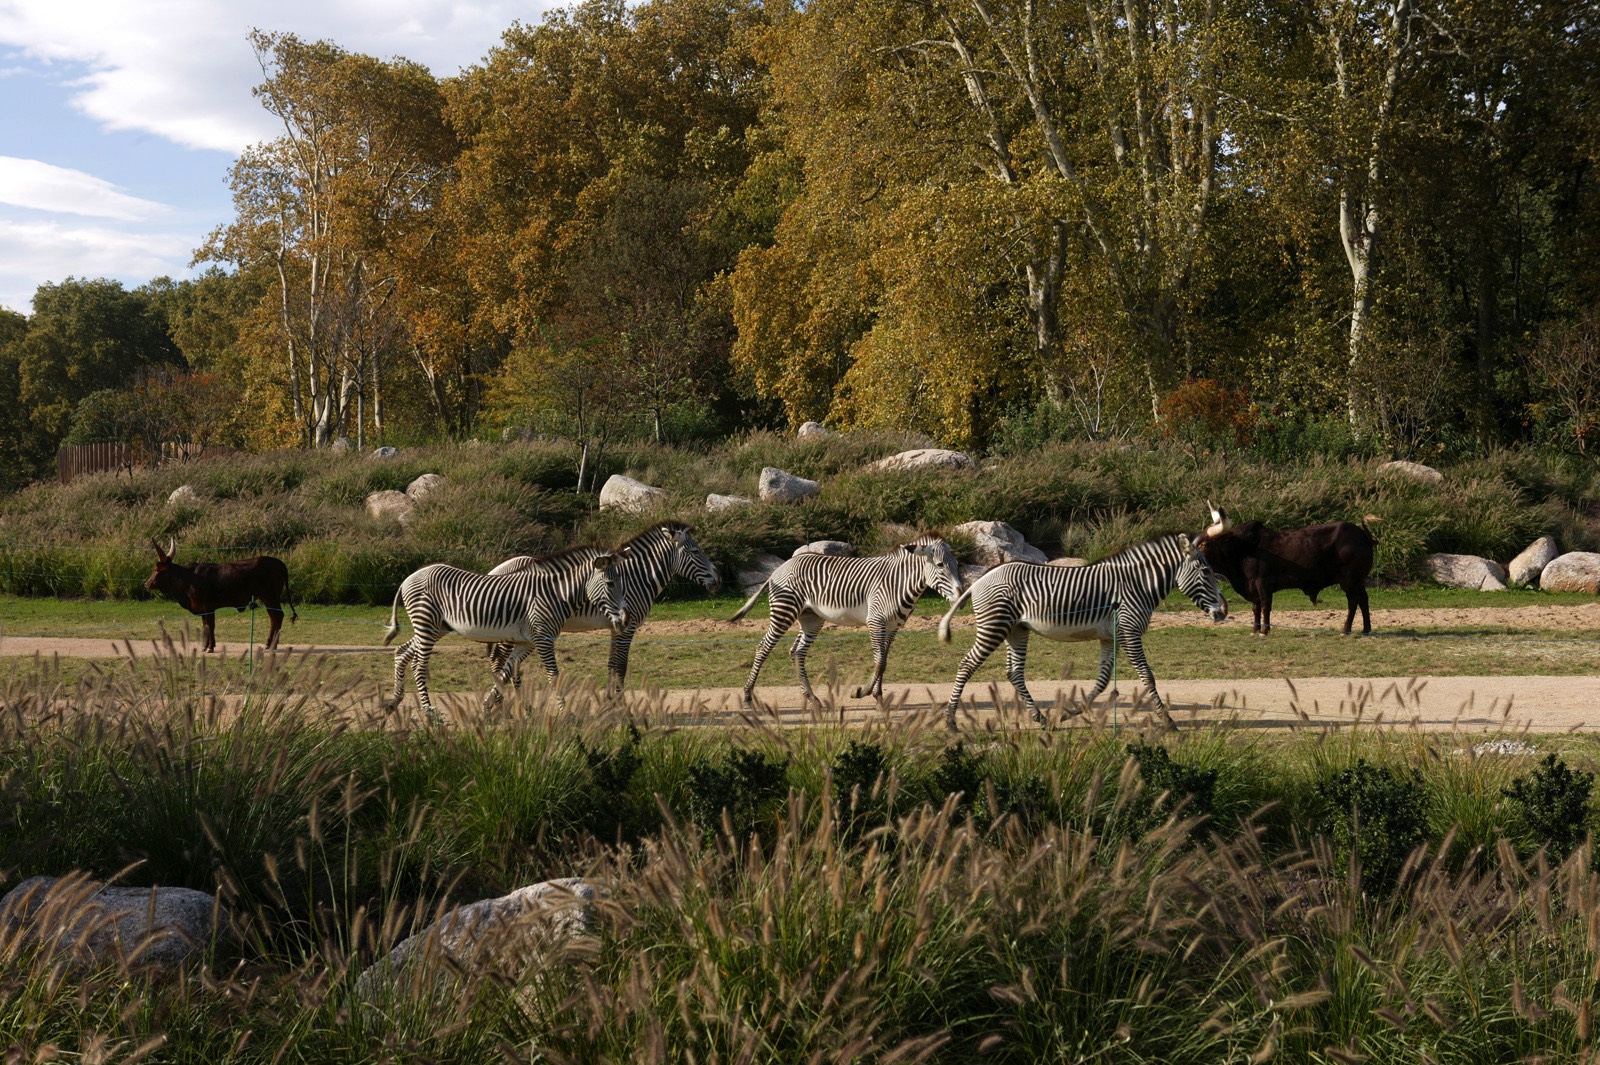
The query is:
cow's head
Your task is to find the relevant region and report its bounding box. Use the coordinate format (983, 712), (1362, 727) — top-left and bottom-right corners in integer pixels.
(144, 537), (188, 598)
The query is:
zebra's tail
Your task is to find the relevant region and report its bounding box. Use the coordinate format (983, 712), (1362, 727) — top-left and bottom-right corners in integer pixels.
(938, 584), (976, 643)
(383, 587), (403, 646)
(729, 580), (768, 622)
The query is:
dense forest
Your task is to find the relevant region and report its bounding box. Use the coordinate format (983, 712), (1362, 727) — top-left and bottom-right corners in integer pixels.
(1, 0), (1597, 493)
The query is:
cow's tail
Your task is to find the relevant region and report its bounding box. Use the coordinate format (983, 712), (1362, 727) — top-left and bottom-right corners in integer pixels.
(729, 580), (768, 622)
(383, 586), (403, 646)
(938, 585), (976, 644)
(1360, 513), (1382, 544)
(283, 570), (298, 623)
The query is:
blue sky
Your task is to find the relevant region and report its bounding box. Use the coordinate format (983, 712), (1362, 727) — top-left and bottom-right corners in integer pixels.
(0, 0), (555, 315)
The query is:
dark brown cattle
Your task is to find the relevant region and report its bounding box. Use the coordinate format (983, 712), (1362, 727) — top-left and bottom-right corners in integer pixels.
(144, 538), (297, 651)
(1196, 505), (1375, 636)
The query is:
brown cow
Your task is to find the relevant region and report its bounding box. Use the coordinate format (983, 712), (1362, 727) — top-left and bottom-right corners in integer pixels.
(144, 538), (297, 651)
(1196, 504), (1375, 636)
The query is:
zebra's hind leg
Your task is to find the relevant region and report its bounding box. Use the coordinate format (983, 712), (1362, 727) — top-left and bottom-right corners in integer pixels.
(1080, 638), (1116, 710)
(1003, 629), (1045, 724)
(410, 638), (441, 724)
(944, 620), (1009, 730)
(387, 639), (415, 711)
(791, 613), (825, 707)
(741, 595), (799, 708)
(485, 643), (534, 712)
(853, 622), (897, 701)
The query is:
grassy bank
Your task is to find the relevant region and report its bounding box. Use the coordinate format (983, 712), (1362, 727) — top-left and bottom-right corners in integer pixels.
(1, 436), (1595, 603)
(4, 665), (1600, 1060)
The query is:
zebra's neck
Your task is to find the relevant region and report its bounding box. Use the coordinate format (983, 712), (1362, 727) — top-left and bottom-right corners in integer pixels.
(1099, 536), (1185, 596)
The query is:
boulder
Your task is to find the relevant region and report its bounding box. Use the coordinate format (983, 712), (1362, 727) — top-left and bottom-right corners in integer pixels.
(959, 563), (991, 587)
(1539, 552), (1600, 594)
(1508, 536), (1562, 587)
(366, 490), (414, 524)
(0, 874), (225, 970)
(599, 474), (666, 514)
(1048, 557), (1089, 567)
(406, 473), (448, 503)
(796, 421), (833, 440)
(1378, 459), (1443, 485)
(370, 446), (400, 460)
(758, 467), (819, 503)
(354, 878), (602, 1003)
(706, 493), (754, 513)
(1425, 553), (1508, 591)
(794, 540), (855, 557)
(167, 484), (199, 506)
(330, 437), (353, 453)
(737, 553), (786, 594)
(871, 448), (975, 474)
(951, 520), (1047, 566)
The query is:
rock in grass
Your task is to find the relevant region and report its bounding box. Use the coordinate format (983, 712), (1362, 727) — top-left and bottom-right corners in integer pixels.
(738, 553), (785, 593)
(1378, 459), (1443, 484)
(366, 489), (413, 525)
(951, 520), (1047, 566)
(370, 446), (400, 459)
(168, 484), (199, 505)
(1509, 536), (1561, 586)
(706, 493), (753, 512)
(1539, 552), (1600, 594)
(406, 473), (448, 502)
(354, 878), (602, 1005)
(796, 421), (833, 440)
(758, 467), (819, 503)
(794, 540), (855, 557)
(1425, 553), (1508, 591)
(871, 448), (975, 474)
(599, 474), (666, 513)
(0, 874), (226, 971)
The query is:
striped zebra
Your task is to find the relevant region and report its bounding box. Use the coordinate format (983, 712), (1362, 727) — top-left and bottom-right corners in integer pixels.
(937, 532), (1227, 728)
(382, 545), (627, 720)
(486, 521), (721, 694)
(731, 534), (963, 708)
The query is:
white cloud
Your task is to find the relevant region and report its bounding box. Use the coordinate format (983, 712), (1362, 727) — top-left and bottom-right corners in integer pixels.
(0, 156), (169, 220)
(0, 218), (194, 313)
(0, 0), (548, 153)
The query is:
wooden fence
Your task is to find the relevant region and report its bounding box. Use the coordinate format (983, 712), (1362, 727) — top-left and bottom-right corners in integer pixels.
(57, 441), (229, 485)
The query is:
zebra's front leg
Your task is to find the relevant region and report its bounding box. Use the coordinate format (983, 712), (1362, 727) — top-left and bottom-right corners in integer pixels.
(1120, 630), (1176, 729)
(530, 636), (564, 710)
(852, 621), (897, 701)
(944, 621), (1009, 731)
(1003, 629), (1044, 724)
(791, 613), (825, 706)
(741, 596), (798, 708)
(606, 629), (635, 696)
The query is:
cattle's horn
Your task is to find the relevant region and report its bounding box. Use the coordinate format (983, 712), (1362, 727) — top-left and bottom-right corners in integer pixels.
(166, 536), (177, 559)
(1204, 502), (1228, 537)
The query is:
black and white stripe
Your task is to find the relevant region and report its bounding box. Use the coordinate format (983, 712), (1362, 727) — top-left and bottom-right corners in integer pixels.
(382, 546), (626, 720)
(732, 534), (964, 707)
(937, 533), (1227, 728)
(487, 521), (721, 694)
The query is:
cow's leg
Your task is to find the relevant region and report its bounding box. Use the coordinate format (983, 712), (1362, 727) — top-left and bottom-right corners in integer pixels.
(202, 612), (217, 653)
(264, 605), (285, 649)
(1257, 585), (1274, 637)
(1003, 629), (1044, 723)
(742, 592), (799, 708)
(1121, 626), (1176, 729)
(945, 619), (1009, 730)
(1343, 580), (1372, 635)
(791, 613), (825, 706)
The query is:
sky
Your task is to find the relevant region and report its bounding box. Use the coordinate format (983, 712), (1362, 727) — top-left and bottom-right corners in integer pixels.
(0, 0), (557, 315)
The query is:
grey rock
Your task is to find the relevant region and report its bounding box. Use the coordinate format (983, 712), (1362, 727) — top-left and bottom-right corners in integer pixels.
(330, 437), (354, 453)
(366, 490), (414, 525)
(1048, 557), (1089, 567)
(1425, 553), (1508, 591)
(1378, 459), (1443, 485)
(370, 446), (400, 460)
(0, 875), (225, 970)
(354, 877), (602, 1003)
(167, 484), (199, 506)
(794, 540), (855, 557)
(796, 421), (833, 440)
(406, 473), (448, 503)
(1539, 552), (1600, 594)
(951, 520), (1047, 566)
(738, 553), (786, 593)
(871, 448), (975, 474)
(599, 474), (666, 514)
(758, 467), (819, 503)
(706, 493), (754, 512)
(1509, 536), (1561, 586)
(958, 563), (991, 587)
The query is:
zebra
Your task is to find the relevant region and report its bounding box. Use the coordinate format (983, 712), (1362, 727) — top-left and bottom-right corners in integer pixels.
(937, 532), (1227, 729)
(486, 521), (721, 694)
(382, 545), (627, 720)
(731, 534), (963, 708)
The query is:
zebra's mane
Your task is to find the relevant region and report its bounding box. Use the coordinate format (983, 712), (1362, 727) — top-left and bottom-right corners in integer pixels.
(517, 542), (612, 564)
(1089, 532), (1191, 566)
(618, 521), (693, 551)
(894, 531), (945, 549)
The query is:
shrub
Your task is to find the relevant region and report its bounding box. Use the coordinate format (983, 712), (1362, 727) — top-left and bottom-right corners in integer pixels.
(1503, 753), (1594, 860)
(1311, 759), (1429, 891)
(685, 747), (791, 840)
(1127, 741), (1218, 823)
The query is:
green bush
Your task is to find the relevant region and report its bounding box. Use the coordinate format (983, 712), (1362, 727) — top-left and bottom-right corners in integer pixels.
(685, 746), (791, 839)
(1126, 741), (1219, 823)
(1312, 759), (1429, 891)
(1503, 753), (1594, 860)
